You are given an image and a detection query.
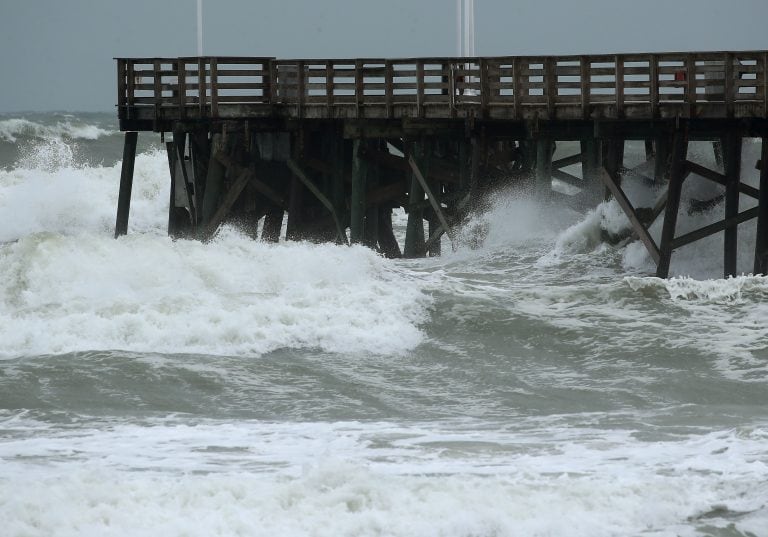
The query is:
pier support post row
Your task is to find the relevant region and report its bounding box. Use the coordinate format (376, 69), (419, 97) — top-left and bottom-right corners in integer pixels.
(115, 131), (138, 238)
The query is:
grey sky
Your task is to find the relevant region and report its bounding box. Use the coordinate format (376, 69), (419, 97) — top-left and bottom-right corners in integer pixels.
(1, 0), (766, 112)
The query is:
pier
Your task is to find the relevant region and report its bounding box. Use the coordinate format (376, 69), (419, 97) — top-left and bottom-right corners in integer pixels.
(115, 51), (768, 277)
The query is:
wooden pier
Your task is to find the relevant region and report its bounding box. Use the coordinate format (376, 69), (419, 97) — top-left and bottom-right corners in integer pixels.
(115, 51), (768, 277)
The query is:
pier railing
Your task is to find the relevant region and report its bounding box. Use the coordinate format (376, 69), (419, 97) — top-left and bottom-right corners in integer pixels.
(117, 51), (768, 124)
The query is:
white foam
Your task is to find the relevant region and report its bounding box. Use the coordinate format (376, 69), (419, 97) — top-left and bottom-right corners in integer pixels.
(1, 416), (766, 537)
(0, 230), (430, 357)
(0, 118), (113, 143)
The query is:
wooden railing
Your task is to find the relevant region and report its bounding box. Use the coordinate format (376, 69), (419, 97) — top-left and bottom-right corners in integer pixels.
(117, 52), (768, 123)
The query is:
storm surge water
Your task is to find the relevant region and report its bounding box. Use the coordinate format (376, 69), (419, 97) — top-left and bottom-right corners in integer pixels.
(1, 113), (767, 537)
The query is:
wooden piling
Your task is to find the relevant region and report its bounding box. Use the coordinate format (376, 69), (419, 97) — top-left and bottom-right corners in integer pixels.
(404, 140), (427, 258)
(580, 137), (602, 200)
(114, 131), (138, 238)
(656, 130), (688, 278)
(603, 139), (625, 200)
(535, 137), (553, 199)
(201, 133), (225, 229)
(653, 136), (671, 184)
(377, 208), (401, 258)
(723, 132), (742, 277)
(754, 138), (768, 274)
(351, 139), (367, 244)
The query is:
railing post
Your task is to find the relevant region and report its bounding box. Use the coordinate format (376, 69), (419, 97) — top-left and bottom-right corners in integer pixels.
(210, 58), (218, 117)
(261, 58), (271, 105)
(724, 52), (734, 118)
(326, 60), (334, 109)
(513, 57), (522, 120)
(126, 60), (135, 120)
(178, 59), (186, 119)
(417, 60), (425, 118)
(480, 58), (489, 118)
(615, 55), (624, 118)
(355, 59), (364, 118)
(580, 56), (590, 119)
(385, 61), (394, 118)
(269, 60), (278, 105)
(198, 57), (207, 117)
(686, 53), (696, 117)
(117, 60), (127, 119)
(153, 60), (162, 123)
(764, 52), (768, 118)
(297, 60), (305, 119)
(448, 61), (456, 118)
(545, 57), (556, 118)
(650, 54), (659, 118)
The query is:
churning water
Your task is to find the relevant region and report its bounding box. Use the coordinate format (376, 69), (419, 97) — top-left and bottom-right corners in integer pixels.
(0, 112), (766, 537)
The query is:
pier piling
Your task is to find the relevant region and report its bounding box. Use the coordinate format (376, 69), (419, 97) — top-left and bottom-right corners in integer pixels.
(115, 131), (138, 238)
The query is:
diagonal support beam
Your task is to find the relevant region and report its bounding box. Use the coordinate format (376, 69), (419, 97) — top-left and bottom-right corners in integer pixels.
(671, 207), (759, 250)
(599, 167), (660, 264)
(552, 153), (583, 169)
(408, 154), (457, 250)
(287, 158), (347, 244)
(201, 169), (251, 240)
(686, 160), (759, 199)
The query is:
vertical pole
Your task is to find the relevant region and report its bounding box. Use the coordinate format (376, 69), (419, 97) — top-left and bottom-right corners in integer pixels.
(754, 137), (768, 274)
(535, 137), (553, 199)
(404, 140), (427, 258)
(350, 139), (367, 244)
(115, 131), (138, 238)
(197, 0), (203, 56)
(262, 209), (283, 242)
(580, 137), (602, 201)
(377, 208), (402, 258)
(723, 131), (742, 277)
(166, 141), (177, 236)
(364, 142), (380, 248)
(603, 138), (624, 201)
(653, 136), (671, 184)
(458, 139), (470, 191)
(332, 134), (347, 231)
(201, 133), (224, 228)
(656, 130), (688, 278)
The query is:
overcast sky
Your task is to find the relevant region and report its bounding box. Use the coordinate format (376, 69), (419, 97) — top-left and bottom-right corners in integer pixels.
(1, 0), (766, 112)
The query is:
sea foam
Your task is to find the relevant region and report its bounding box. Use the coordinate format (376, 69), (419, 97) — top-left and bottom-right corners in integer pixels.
(0, 231), (430, 358)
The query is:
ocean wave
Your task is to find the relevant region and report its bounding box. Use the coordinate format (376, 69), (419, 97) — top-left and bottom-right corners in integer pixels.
(0, 117), (114, 143)
(0, 231), (430, 358)
(624, 274), (768, 302)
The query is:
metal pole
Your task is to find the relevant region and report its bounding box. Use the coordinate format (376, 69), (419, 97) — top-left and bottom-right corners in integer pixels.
(197, 0), (203, 56)
(456, 0), (462, 56)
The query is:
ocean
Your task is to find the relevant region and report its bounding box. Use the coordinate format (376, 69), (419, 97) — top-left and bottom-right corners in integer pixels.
(0, 112), (766, 537)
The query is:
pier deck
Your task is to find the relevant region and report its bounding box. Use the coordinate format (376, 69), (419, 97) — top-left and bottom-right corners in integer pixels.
(114, 51), (768, 277)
